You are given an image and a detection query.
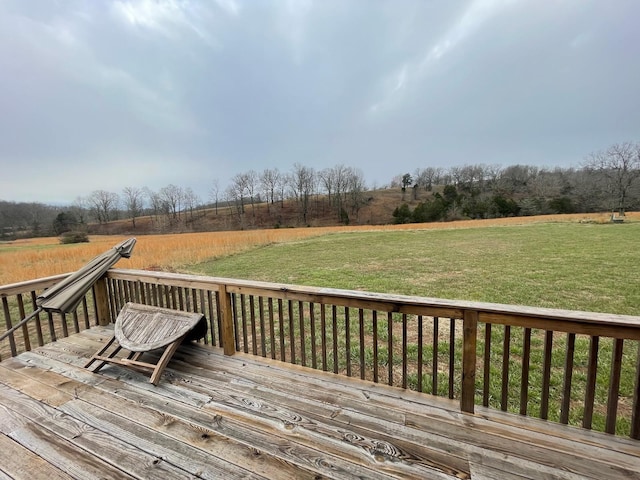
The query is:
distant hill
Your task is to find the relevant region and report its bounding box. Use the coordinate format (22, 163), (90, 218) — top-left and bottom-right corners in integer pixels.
(87, 188), (412, 236)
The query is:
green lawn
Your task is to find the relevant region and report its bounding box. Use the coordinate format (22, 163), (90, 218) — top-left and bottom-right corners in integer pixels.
(189, 222), (640, 316)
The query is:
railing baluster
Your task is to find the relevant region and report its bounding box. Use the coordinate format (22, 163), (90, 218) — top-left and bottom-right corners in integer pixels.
(299, 301), (306, 366)
(520, 327), (532, 415)
(239, 294), (248, 353)
(46, 311), (56, 343)
(417, 315), (423, 392)
(259, 296), (266, 357)
(71, 310), (80, 334)
(402, 314), (408, 389)
(165, 284), (172, 308)
(461, 310), (478, 414)
(211, 291), (219, 345)
(449, 318), (455, 399)
(232, 293), (240, 351)
(30, 291), (44, 346)
(373, 310), (378, 383)
(483, 323), (492, 407)
(81, 297), (90, 329)
(172, 285), (180, 310)
(359, 309), (365, 380)
(501, 325), (511, 411)
(388, 312), (393, 386)
(197, 290), (207, 344)
(16, 294), (31, 352)
(560, 333), (576, 424)
(187, 287), (193, 311)
(320, 304), (327, 371)
(583, 335), (600, 430)
(2, 297), (17, 357)
(606, 338), (624, 434)
(288, 300), (296, 365)
(107, 278), (118, 315)
(137, 281), (145, 305)
(432, 316), (439, 395)
(345, 307), (351, 377)
(310, 303), (317, 369)
(332, 305), (338, 374)
(249, 296), (258, 356)
(268, 298), (276, 359)
(117, 279), (126, 308)
(206, 291), (215, 345)
(151, 283), (159, 307)
(278, 299), (286, 362)
(156, 284), (164, 307)
(541, 330), (553, 420)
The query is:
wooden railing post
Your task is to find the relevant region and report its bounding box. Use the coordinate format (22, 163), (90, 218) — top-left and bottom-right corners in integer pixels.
(94, 276), (111, 326)
(461, 310), (478, 414)
(218, 285), (236, 356)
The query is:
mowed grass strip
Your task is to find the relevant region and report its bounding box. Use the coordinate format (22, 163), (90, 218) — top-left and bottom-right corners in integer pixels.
(191, 222), (640, 315)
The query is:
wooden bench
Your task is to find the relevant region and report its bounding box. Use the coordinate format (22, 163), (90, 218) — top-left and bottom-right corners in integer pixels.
(84, 302), (207, 385)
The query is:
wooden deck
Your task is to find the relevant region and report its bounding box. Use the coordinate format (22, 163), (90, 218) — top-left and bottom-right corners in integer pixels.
(0, 326), (638, 480)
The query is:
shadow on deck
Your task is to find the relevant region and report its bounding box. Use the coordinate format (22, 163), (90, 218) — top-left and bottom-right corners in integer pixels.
(0, 326), (638, 480)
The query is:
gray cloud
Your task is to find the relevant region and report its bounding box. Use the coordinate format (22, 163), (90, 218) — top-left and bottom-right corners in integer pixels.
(1, 0), (639, 204)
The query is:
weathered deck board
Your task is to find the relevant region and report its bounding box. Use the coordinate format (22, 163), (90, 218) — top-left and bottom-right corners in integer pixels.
(0, 432), (73, 480)
(155, 343), (640, 479)
(0, 326), (638, 480)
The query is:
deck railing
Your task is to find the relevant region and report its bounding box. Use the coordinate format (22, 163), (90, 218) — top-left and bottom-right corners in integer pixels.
(1, 268), (639, 439)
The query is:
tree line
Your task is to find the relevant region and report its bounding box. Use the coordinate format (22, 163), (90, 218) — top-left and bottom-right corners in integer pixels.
(391, 141), (640, 223)
(0, 163), (368, 238)
(1, 141), (639, 239)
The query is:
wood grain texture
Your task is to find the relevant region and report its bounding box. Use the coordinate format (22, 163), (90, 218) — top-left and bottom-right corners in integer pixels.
(0, 326), (638, 480)
(115, 302), (204, 351)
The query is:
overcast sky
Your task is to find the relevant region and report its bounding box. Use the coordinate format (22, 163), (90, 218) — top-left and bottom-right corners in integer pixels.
(1, 0), (639, 205)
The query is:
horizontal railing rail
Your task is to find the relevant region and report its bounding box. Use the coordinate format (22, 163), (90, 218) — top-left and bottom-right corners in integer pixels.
(2, 268), (639, 439)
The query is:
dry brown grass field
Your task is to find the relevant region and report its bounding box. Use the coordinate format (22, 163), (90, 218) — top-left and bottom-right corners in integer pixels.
(1, 212), (636, 286)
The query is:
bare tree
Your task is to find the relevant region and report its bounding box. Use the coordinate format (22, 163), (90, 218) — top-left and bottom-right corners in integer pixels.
(414, 167), (439, 191)
(229, 173), (249, 215)
(497, 165), (537, 195)
(224, 184), (244, 224)
(585, 141), (640, 215)
(122, 186), (145, 228)
(183, 187), (200, 221)
(244, 170), (259, 216)
(333, 165), (353, 219)
(260, 168), (281, 212)
(289, 163), (315, 223)
(144, 187), (163, 223)
(345, 167), (367, 221)
(209, 179), (221, 215)
(88, 190), (119, 224)
(484, 164), (503, 189)
(71, 196), (88, 225)
(159, 184), (184, 221)
(318, 166), (337, 208)
(277, 172), (289, 208)
(529, 168), (564, 199)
